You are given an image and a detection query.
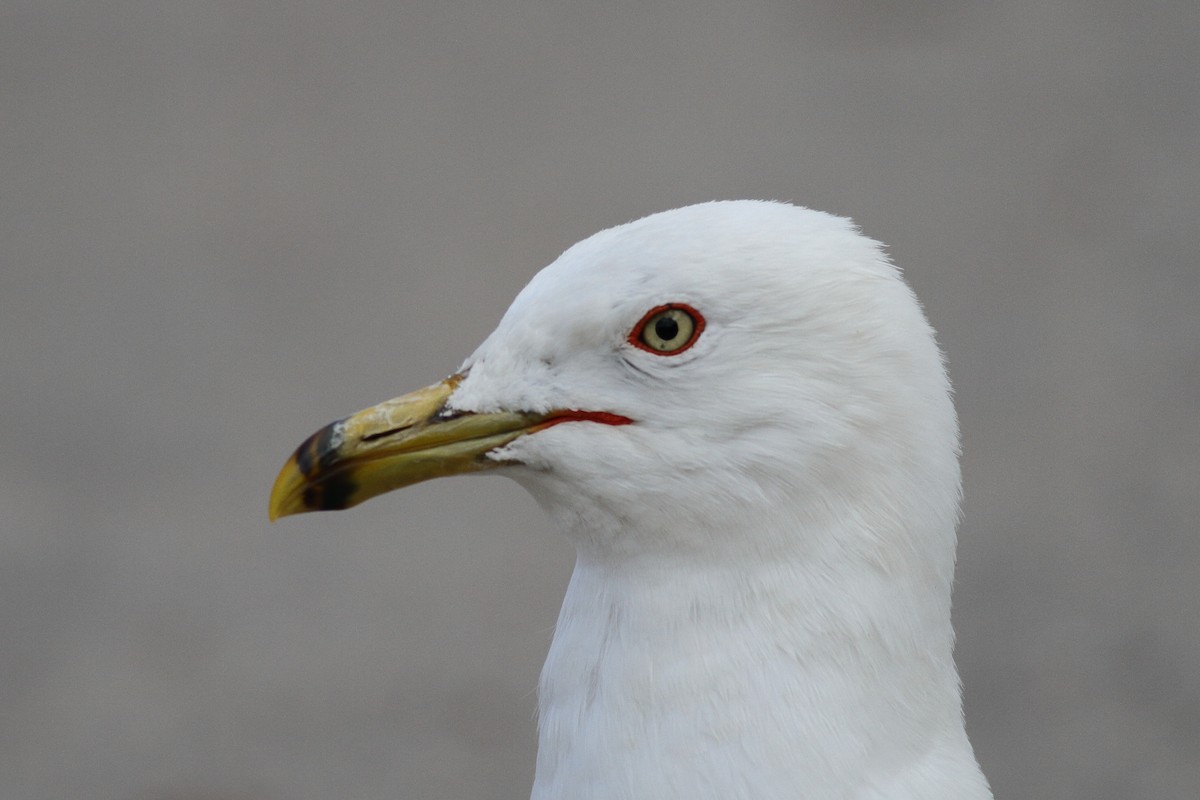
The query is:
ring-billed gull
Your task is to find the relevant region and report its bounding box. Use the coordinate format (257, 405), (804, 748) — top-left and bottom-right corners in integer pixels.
(270, 201), (993, 799)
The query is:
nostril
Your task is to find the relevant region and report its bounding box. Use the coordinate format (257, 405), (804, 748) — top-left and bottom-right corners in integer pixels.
(361, 425), (411, 442)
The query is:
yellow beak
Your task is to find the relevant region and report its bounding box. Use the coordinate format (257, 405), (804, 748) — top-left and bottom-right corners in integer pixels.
(268, 374), (538, 520)
(269, 374), (634, 521)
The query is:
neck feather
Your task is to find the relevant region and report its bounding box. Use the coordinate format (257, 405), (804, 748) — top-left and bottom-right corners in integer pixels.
(529, 513), (989, 800)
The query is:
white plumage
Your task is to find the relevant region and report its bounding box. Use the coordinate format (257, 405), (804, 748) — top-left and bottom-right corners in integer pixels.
(446, 201), (992, 799)
(273, 200), (993, 798)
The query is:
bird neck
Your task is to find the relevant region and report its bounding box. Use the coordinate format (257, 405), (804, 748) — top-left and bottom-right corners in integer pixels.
(530, 527), (989, 799)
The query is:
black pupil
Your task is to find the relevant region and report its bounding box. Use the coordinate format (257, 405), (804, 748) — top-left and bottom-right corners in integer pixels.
(654, 314), (680, 342)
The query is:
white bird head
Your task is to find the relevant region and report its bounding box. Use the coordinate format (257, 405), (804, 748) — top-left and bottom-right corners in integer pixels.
(273, 202), (957, 561)
(269, 201), (989, 799)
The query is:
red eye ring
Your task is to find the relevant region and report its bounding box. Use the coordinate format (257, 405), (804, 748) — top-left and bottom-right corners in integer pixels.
(628, 303), (706, 356)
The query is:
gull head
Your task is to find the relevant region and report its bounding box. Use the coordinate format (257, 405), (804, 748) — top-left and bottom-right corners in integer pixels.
(268, 200), (989, 799)
(271, 200), (959, 572)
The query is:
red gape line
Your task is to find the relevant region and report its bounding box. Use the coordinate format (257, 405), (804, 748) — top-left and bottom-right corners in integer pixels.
(531, 410), (634, 433)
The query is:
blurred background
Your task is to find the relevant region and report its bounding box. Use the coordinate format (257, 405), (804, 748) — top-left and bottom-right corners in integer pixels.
(2, 2), (1197, 798)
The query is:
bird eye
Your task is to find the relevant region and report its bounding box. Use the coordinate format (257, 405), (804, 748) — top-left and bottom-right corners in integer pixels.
(629, 304), (705, 355)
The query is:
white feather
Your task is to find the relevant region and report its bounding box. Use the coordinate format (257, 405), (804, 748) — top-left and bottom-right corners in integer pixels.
(447, 201), (991, 799)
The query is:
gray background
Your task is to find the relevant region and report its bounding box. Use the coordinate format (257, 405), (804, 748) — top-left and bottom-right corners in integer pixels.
(2, 2), (1197, 798)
